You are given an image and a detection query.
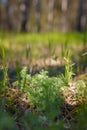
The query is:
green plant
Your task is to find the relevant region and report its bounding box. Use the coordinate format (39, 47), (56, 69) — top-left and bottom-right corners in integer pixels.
(0, 47), (8, 93)
(22, 110), (64, 130)
(15, 61), (21, 87)
(75, 80), (86, 102)
(59, 50), (75, 87)
(18, 67), (64, 129)
(0, 109), (18, 130)
(64, 51), (75, 83)
(82, 30), (87, 51)
(72, 103), (87, 130)
(20, 68), (63, 113)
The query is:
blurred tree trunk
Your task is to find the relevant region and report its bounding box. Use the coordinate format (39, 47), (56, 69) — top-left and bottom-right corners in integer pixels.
(0, 0), (12, 30)
(34, 0), (41, 32)
(48, 0), (54, 31)
(77, 0), (83, 31)
(0, 7), (1, 29)
(61, 0), (68, 32)
(33, 0), (41, 32)
(6, 3), (13, 30)
(19, 0), (30, 32)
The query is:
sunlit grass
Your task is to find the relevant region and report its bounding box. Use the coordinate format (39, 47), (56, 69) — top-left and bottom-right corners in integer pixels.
(0, 31), (86, 67)
(0, 31), (84, 45)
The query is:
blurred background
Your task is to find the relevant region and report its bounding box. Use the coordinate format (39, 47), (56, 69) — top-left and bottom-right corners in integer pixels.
(0, 0), (87, 32)
(0, 0), (87, 74)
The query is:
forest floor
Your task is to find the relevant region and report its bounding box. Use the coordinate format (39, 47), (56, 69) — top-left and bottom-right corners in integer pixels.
(0, 31), (87, 130)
